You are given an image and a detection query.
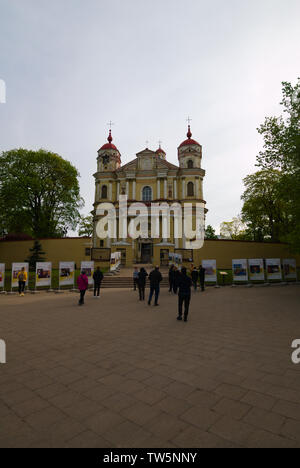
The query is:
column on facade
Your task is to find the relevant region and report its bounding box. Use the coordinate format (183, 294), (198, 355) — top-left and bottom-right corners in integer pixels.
(195, 178), (200, 199)
(164, 179), (167, 199)
(157, 179), (160, 199)
(174, 179), (177, 199)
(182, 178), (185, 199)
(126, 181), (129, 198)
(132, 180), (136, 200)
(117, 181), (120, 200)
(109, 182), (112, 200)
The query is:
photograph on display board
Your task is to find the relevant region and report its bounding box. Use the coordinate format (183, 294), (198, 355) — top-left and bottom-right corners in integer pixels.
(12, 263), (29, 287)
(283, 259), (297, 279)
(233, 264), (247, 277)
(37, 268), (51, 280)
(266, 259), (282, 280)
(248, 259), (265, 280)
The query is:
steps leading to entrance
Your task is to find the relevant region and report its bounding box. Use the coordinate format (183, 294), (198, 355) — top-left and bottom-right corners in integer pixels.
(101, 276), (169, 289)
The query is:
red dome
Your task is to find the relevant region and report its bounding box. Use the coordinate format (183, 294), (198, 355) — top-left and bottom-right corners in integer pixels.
(156, 146), (166, 155)
(179, 125), (200, 148)
(99, 130), (119, 152)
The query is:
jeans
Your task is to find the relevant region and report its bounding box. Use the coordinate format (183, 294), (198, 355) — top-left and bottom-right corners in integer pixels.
(139, 285), (145, 301)
(178, 294), (191, 318)
(94, 283), (101, 296)
(148, 286), (160, 305)
(18, 281), (25, 294)
(79, 289), (86, 305)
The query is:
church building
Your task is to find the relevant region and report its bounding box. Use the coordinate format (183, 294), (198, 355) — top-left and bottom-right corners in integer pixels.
(92, 125), (207, 267)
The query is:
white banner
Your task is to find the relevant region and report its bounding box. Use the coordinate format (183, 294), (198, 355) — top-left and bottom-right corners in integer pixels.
(202, 260), (217, 282)
(110, 252), (121, 272)
(0, 263), (5, 288)
(36, 262), (52, 288)
(266, 258), (282, 281)
(248, 259), (265, 281)
(81, 261), (94, 285)
(59, 262), (75, 286)
(232, 259), (248, 282)
(283, 259), (297, 280)
(11, 263), (29, 289)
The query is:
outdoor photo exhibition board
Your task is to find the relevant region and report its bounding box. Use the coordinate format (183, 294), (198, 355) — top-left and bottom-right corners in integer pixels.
(202, 260), (217, 282)
(283, 259), (297, 280)
(0, 263), (5, 288)
(248, 259), (265, 281)
(36, 262), (52, 288)
(11, 263), (29, 289)
(59, 262), (75, 287)
(110, 252), (121, 272)
(266, 258), (282, 281)
(232, 259), (248, 282)
(81, 261), (94, 285)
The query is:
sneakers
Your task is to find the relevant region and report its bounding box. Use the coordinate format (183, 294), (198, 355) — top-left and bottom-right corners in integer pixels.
(177, 316), (182, 321)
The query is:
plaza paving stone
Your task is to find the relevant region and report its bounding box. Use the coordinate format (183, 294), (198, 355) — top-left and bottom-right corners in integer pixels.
(0, 285), (300, 448)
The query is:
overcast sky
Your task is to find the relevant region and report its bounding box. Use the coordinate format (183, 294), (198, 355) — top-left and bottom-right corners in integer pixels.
(1, 0), (299, 234)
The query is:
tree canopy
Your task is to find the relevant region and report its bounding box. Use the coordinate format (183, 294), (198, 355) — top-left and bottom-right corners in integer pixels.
(0, 148), (83, 238)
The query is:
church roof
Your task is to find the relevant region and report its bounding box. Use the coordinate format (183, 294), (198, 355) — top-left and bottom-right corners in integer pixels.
(156, 146), (166, 155)
(179, 125), (200, 148)
(99, 130), (119, 152)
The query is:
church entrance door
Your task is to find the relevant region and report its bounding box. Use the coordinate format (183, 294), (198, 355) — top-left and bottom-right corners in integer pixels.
(141, 243), (152, 263)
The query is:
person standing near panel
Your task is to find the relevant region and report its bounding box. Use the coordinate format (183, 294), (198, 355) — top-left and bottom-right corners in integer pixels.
(77, 270), (89, 306)
(93, 267), (104, 298)
(199, 265), (206, 292)
(17, 267), (27, 297)
(168, 265), (175, 293)
(148, 266), (162, 306)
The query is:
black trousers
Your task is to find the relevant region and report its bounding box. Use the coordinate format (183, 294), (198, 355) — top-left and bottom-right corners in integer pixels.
(178, 294), (191, 318)
(133, 278), (139, 290)
(18, 281), (25, 294)
(173, 283), (178, 294)
(169, 280), (173, 292)
(193, 281), (198, 291)
(200, 280), (205, 291)
(138, 285), (145, 300)
(79, 290), (86, 305)
(94, 283), (101, 296)
(148, 286), (160, 305)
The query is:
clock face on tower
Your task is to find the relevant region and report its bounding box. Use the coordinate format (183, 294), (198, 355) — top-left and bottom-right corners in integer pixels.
(102, 155), (109, 166)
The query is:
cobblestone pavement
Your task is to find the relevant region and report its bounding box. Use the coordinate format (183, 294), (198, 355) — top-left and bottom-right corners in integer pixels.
(0, 285), (300, 448)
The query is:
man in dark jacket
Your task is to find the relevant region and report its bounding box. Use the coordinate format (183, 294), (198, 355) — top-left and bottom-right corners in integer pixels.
(93, 267), (104, 297)
(148, 266), (162, 306)
(138, 268), (148, 301)
(198, 265), (206, 292)
(177, 267), (192, 322)
(191, 267), (198, 292)
(173, 267), (181, 294)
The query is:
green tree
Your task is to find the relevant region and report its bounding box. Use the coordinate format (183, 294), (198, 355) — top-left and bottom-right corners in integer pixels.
(78, 215), (93, 237)
(220, 216), (246, 240)
(256, 79), (300, 251)
(241, 170), (289, 242)
(205, 225), (218, 239)
(0, 149), (83, 238)
(25, 240), (46, 271)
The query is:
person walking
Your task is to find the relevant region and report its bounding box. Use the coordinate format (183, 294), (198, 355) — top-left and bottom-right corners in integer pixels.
(77, 270), (89, 306)
(173, 267), (181, 294)
(138, 267), (148, 301)
(17, 267), (27, 296)
(168, 265), (175, 293)
(133, 267), (139, 291)
(199, 264), (206, 292)
(177, 267), (192, 322)
(93, 267), (104, 298)
(191, 267), (199, 292)
(148, 266), (162, 306)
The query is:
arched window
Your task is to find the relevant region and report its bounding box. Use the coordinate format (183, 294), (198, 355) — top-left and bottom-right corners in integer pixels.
(142, 186), (152, 202)
(101, 185), (108, 199)
(188, 160), (194, 169)
(187, 182), (194, 197)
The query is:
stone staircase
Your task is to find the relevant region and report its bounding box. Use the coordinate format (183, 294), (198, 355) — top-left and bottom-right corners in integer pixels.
(101, 265), (170, 289)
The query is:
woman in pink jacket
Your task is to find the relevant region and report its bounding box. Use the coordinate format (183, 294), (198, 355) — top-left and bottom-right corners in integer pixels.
(77, 271), (89, 306)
